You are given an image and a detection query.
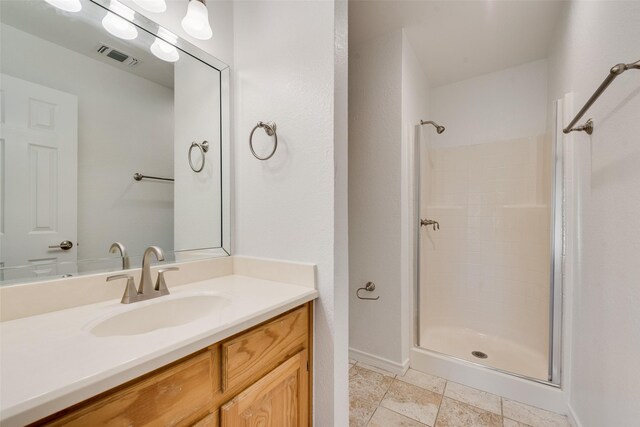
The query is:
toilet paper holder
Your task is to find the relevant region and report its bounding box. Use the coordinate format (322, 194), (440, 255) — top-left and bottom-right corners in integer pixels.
(356, 281), (379, 301)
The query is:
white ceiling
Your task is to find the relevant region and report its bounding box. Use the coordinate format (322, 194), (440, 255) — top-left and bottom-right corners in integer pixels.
(349, 0), (566, 87)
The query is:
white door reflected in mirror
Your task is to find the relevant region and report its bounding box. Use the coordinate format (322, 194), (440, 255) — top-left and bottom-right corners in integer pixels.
(0, 74), (78, 277)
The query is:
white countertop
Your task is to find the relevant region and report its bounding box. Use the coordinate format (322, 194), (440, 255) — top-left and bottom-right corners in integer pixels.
(0, 274), (318, 426)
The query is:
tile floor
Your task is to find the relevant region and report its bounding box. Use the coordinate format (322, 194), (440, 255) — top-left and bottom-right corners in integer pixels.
(349, 361), (570, 427)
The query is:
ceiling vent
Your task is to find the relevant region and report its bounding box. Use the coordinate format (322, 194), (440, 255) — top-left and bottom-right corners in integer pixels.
(96, 44), (140, 67)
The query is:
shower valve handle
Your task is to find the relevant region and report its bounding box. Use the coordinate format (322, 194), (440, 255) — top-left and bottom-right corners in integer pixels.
(420, 219), (440, 231)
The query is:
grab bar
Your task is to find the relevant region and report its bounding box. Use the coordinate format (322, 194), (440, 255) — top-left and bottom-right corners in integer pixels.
(564, 59), (639, 135)
(133, 173), (174, 182)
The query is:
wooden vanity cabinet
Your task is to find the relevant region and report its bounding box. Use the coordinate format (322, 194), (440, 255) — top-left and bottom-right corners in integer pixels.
(32, 303), (313, 427)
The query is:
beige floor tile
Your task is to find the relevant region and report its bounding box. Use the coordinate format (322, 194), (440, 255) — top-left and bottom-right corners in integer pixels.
(444, 382), (501, 414)
(504, 418), (531, 427)
(350, 395), (378, 427)
(502, 399), (570, 427)
(350, 365), (394, 404)
(397, 368), (446, 394)
(380, 379), (442, 426)
(357, 362), (397, 378)
(368, 407), (428, 427)
(435, 397), (503, 427)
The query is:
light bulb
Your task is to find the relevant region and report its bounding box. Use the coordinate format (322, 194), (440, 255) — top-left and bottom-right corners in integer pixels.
(181, 0), (212, 40)
(44, 0), (82, 12)
(151, 38), (179, 62)
(102, 1), (138, 40)
(132, 0), (167, 14)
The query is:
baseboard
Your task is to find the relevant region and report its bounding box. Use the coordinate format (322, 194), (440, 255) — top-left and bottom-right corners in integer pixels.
(349, 347), (410, 376)
(566, 403), (583, 427)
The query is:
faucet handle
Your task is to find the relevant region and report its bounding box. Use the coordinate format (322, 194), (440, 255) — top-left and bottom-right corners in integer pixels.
(156, 267), (179, 295)
(107, 274), (139, 304)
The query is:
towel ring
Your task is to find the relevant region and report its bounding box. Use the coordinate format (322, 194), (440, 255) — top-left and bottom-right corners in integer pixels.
(249, 121), (278, 160)
(188, 141), (209, 173)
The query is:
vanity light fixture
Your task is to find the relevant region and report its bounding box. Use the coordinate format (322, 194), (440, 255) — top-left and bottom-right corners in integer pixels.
(150, 30), (180, 63)
(132, 0), (167, 14)
(44, 0), (82, 12)
(102, 0), (138, 41)
(181, 0), (212, 40)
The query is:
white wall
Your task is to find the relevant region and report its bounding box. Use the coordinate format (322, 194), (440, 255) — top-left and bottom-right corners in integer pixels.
(349, 30), (403, 366)
(0, 23), (174, 260)
(430, 59), (549, 148)
(233, 1), (348, 425)
(174, 54), (222, 251)
(349, 30), (429, 371)
(548, 1), (640, 425)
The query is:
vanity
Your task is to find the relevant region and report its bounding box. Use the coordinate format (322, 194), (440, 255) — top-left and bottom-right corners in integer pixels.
(0, 256), (318, 426)
(38, 305), (312, 427)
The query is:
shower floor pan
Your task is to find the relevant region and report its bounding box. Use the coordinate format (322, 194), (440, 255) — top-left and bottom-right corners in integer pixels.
(420, 326), (548, 381)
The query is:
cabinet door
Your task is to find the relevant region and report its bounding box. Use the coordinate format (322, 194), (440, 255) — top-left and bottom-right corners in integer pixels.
(220, 350), (308, 427)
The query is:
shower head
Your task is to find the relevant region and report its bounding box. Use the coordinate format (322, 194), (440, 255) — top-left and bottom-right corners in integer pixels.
(420, 120), (446, 134)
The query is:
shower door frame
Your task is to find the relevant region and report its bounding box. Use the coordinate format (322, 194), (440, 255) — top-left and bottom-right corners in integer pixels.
(412, 103), (565, 386)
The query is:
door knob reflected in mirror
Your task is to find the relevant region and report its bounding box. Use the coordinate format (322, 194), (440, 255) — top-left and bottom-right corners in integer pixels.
(48, 240), (74, 250)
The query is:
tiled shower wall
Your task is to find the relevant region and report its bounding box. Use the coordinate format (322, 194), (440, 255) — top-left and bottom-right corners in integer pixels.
(419, 135), (552, 357)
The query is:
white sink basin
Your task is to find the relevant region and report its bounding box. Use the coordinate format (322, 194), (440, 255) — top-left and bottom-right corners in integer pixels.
(89, 294), (230, 337)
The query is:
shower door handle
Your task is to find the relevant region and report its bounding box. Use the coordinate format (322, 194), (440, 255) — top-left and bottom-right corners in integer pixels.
(420, 219), (440, 231)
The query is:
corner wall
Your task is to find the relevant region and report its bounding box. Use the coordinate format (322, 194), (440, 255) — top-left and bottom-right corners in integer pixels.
(548, 1), (640, 425)
(349, 30), (403, 368)
(349, 30), (429, 371)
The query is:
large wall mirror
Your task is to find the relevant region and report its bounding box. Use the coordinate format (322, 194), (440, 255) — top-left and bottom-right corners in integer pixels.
(0, 0), (230, 284)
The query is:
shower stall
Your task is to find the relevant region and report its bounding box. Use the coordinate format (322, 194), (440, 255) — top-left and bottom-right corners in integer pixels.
(412, 68), (563, 386)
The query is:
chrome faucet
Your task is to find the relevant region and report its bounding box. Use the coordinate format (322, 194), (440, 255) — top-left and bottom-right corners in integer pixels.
(109, 242), (130, 270)
(106, 246), (179, 304)
(139, 246), (165, 296)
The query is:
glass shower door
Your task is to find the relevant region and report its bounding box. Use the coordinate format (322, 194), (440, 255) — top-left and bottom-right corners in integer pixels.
(416, 122), (557, 382)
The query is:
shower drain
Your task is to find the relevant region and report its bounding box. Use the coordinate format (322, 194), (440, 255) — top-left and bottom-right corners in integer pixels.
(471, 351), (488, 359)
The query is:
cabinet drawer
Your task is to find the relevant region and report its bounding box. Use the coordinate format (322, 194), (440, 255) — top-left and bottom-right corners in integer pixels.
(44, 350), (215, 427)
(221, 306), (308, 393)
